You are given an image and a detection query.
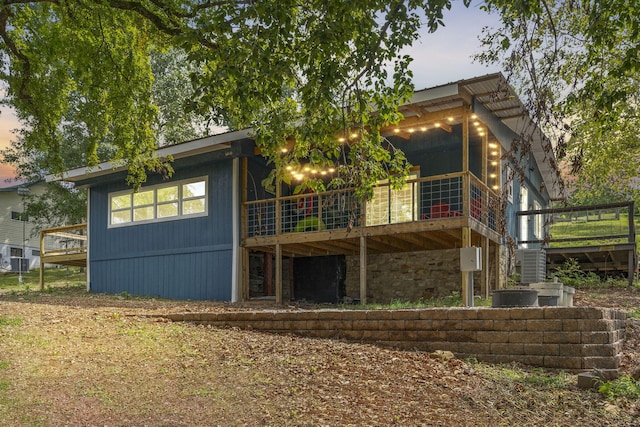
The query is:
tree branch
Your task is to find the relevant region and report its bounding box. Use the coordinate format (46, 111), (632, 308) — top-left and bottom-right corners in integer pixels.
(0, 7), (33, 104)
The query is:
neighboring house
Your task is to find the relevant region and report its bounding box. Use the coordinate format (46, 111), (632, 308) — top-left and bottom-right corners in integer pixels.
(0, 182), (45, 273)
(58, 73), (562, 303)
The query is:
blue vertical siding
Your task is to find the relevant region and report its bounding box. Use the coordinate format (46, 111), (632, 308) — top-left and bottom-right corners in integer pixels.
(88, 160), (235, 301)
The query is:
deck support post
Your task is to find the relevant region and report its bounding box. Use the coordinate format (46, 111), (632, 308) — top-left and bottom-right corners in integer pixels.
(461, 226), (472, 306)
(629, 249), (635, 287)
(39, 230), (45, 291)
(275, 244), (283, 304)
(360, 236), (367, 305)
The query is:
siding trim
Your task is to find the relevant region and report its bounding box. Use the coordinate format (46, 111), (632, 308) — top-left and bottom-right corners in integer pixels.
(87, 188), (91, 292)
(231, 157), (239, 302)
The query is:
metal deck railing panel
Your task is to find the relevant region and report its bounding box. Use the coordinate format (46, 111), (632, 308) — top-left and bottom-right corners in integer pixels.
(243, 172), (500, 240)
(516, 202), (636, 248)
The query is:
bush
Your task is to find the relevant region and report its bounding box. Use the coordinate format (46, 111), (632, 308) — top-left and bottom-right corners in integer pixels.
(598, 376), (640, 401)
(549, 259), (602, 288)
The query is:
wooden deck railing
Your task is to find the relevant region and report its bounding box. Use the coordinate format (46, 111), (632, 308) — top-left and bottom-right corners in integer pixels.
(39, 223), (87, 290)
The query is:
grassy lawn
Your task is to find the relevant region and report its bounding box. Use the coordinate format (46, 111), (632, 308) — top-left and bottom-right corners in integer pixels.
(549, 212), (639, 249)
(0, 281), (638, 425)
(0, 267), (86, 294)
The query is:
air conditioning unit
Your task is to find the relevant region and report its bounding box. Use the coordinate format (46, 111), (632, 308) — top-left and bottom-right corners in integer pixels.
(10, 257), (29, 273)
(516, 249), (546, 284)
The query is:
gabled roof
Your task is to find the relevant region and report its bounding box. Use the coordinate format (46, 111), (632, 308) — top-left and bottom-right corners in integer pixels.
(402, 73), (562, 199)
(53, 129), (252, 184)
(0, 181), (42, 193)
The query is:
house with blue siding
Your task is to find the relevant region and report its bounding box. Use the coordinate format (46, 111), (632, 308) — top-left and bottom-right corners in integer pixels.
(58, 74), (562, 304)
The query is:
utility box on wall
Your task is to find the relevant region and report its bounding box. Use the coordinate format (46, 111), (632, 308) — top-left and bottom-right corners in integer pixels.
(460, 247), (482, 272)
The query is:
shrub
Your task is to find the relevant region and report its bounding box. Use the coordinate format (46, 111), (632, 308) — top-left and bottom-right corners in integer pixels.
(549, 259), (602, 288)
(598, 376), (640, 401)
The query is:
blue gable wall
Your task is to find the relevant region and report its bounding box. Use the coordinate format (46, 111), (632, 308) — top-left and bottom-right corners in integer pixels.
(474, 100), (552, 244)
(88, 158), (235, 301)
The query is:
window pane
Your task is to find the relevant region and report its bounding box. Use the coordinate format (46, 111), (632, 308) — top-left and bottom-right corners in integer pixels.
(366, 184), (390, 226)
(157, 202), (178, 218)
(111, 210), (131, 224)
(133, 206), (154, 221)
(183, 198), (205, 215)
(133, 190), (154, 206)
(183, 181), (205, 198)
(158, 186), (178, 203)
(390, 182), (416, 223)
(10, 247), (23, 257)
(111, 194), (131, 210)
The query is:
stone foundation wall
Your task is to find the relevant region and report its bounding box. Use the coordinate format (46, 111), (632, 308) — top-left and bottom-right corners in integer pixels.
(165, 306), (626, 371)
(345, 248), (499, 303)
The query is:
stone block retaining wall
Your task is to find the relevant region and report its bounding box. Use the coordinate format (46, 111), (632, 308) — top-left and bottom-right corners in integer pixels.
(164, 306), (626, 371)
(344, 248), (502, 303)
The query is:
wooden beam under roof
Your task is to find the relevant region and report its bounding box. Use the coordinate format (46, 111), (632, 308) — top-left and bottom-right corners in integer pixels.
(387, 106), (467, 131)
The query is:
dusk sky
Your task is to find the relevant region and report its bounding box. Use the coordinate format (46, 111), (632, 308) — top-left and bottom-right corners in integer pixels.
(0, 2), (500, 187)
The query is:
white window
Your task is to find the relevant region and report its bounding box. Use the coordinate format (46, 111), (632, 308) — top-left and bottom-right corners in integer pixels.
(519, 186), (528, 248)
(533, 200), (543, 239)
(109, 177), (207, 227)
(366, 174), (418, 226)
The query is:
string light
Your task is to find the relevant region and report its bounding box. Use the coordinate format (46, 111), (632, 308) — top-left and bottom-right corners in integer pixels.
(285, 163), (338, 181)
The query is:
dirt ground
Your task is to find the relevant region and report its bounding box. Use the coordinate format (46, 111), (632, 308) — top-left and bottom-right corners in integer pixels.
(0, 286), (639, 426)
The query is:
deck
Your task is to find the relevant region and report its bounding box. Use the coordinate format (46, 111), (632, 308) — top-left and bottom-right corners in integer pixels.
(241, 171), (504, 303)
(38, 223), (87, 289)
(517, 202), (638, 284)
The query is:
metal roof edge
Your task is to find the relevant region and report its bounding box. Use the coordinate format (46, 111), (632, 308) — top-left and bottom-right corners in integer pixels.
(52, 128), (253, 183)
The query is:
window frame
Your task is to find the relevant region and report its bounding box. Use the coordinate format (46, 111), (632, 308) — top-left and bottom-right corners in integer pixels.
(11, 211), (27, 222)
(366, 172), (419, 226)
(10, 247), (23, 258)
(108, 176), (208, 228)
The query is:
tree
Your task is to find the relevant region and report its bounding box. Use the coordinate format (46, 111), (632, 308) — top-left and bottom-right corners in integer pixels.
(150, 49), (216, 146)
(477, 0), (640, 199)
(0, 0), (468, 200)
(1, 46), (214, 230)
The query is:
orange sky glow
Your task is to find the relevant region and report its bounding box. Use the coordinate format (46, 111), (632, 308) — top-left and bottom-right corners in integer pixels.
(0, 105), (20, 187)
